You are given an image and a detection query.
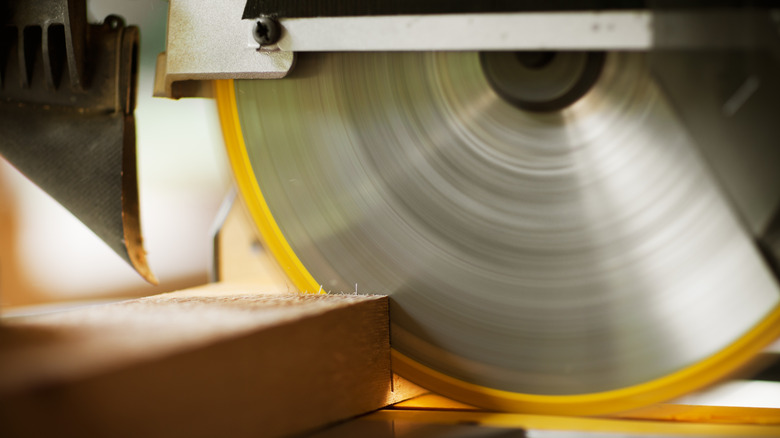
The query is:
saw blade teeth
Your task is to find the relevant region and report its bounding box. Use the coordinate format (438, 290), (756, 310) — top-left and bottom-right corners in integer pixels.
(222, 51), (780, 411)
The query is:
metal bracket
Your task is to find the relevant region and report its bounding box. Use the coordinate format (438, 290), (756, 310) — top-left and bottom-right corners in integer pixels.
(154, 0), (294, 99)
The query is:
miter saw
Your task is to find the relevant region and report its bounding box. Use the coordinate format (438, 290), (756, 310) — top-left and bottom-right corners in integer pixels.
(4, 0), (780, 430)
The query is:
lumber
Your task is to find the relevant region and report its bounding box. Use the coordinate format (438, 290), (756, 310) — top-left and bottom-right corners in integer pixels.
(0, 283), (415, 437)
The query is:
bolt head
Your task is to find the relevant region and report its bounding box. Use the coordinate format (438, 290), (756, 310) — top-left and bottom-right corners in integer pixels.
(253, 17), (281, 46)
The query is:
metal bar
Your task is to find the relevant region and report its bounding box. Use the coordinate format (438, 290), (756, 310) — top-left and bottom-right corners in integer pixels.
(275, 11), (654, 51)
(157, 2), (776, 96)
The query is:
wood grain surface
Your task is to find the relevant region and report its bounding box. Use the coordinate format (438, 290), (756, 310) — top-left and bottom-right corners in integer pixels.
(0, 283), (418, 437)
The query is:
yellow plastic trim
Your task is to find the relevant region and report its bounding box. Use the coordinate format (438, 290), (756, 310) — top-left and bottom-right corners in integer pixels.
(392, 394), (780, 425)
(215, 79), (322, 294)
(616, 404), (780, 425)
(215, 78), (780, 415)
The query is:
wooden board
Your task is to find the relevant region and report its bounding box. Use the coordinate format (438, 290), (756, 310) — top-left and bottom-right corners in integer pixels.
(0, 283), (421, 437)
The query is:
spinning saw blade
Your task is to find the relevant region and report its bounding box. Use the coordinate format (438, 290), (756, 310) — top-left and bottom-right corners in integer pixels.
(216, 52), (780, 414)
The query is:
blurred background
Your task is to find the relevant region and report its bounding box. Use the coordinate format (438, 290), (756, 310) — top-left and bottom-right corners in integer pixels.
(0, 0), (231, 307)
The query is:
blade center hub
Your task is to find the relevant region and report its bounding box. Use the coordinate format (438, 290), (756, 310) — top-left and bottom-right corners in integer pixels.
(480, 51), (606, 112)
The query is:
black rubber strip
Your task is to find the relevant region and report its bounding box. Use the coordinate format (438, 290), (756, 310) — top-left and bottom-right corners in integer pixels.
(242, 0), (648, 19)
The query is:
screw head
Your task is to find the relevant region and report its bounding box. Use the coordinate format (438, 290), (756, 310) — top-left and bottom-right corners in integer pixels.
(253, 17), (281, 46)
(104, 15), (125, 30)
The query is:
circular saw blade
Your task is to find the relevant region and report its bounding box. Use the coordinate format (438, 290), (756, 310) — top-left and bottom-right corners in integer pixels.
(216, 52), (780, 414)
